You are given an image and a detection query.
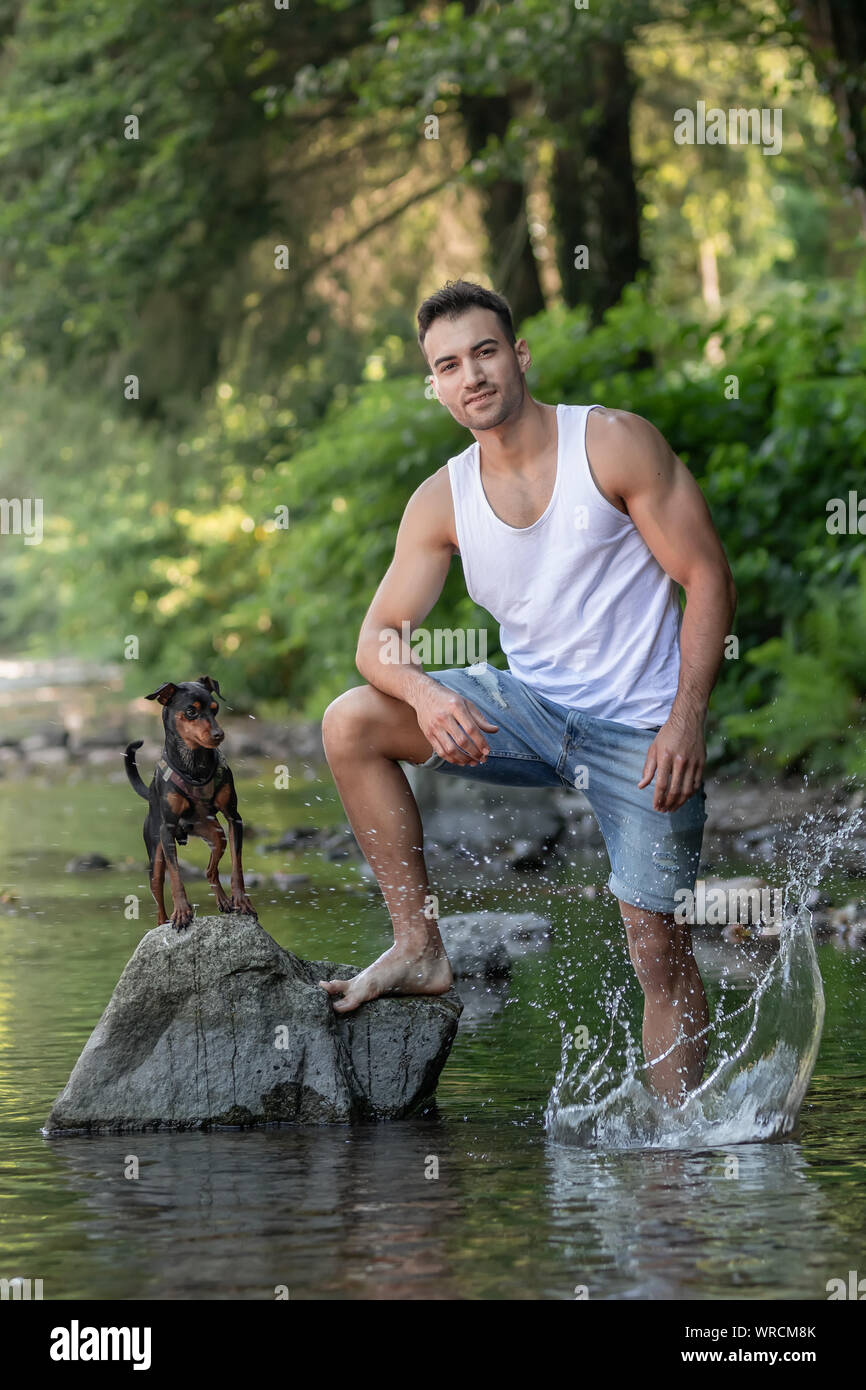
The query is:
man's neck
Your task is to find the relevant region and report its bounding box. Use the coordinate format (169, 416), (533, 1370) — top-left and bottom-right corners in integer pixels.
(474, 396), (556, 476)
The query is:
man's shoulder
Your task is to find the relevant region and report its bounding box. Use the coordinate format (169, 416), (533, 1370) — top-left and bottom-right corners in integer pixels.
(416, 462), (452, 495)
(586, 405), (662, 445)
(585, 407), (677, 501)
(404, 465), (459, 552)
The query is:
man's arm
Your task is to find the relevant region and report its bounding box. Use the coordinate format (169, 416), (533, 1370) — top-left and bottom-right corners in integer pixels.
(355, 469), (499, 764)
(355, 469), (453, 706)
(587, 408), (737, 813)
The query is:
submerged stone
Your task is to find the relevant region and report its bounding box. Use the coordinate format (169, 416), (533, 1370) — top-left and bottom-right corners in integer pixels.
(439, 910), (551, 978)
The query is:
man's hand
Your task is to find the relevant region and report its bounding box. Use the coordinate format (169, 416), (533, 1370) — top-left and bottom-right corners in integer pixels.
(412, 685), (498, 766)
(638, 710), (705, 812)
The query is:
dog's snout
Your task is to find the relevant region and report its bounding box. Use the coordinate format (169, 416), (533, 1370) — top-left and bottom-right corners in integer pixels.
(212, 727), (225, 743)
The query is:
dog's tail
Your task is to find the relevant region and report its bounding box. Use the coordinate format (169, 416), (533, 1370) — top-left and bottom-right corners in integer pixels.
(124, 740), (150, 800)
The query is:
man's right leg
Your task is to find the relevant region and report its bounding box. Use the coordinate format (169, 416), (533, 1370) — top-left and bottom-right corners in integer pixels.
(319, 684), (452, 1012)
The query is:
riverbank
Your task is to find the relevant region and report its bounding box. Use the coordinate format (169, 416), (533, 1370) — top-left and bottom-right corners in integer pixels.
(2, 655), (864, 942)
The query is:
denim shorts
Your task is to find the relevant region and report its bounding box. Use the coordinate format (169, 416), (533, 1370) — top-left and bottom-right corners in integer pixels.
(416, 662), (707, 917)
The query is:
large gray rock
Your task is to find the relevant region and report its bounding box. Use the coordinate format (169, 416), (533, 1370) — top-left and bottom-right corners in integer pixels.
(44, 915), (462, 1134)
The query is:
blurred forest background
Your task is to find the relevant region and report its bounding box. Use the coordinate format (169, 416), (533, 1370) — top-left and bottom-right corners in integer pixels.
(0, 0), (864, 777)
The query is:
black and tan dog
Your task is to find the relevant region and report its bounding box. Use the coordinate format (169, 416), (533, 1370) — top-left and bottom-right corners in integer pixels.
(124, 675), (256, 929)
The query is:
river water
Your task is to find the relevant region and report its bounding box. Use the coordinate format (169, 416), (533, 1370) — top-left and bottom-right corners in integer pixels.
(1, 762), (864, 1300)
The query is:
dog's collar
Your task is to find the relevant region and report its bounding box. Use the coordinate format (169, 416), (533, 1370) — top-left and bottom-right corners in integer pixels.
(158, 752), (227, 803)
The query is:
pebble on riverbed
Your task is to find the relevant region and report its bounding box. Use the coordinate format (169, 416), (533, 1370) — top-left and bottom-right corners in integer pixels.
(65, 853), (112, 873)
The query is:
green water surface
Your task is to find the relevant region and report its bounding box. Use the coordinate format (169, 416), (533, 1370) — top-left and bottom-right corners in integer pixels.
(0, 761), (864, 1300)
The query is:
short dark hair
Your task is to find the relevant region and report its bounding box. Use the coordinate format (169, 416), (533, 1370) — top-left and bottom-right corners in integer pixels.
(417, 279), (516, 362)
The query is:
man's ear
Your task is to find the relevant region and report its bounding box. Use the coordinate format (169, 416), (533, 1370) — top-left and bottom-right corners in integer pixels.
(145, 682), (178, 705)
(197, 674), (222, 696)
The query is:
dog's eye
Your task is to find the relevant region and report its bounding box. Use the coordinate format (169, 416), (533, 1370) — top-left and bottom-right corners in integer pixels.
(184, 706), (199, 719)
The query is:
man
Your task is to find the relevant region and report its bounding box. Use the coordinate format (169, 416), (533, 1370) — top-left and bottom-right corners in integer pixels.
(320, 279), (737, 1106)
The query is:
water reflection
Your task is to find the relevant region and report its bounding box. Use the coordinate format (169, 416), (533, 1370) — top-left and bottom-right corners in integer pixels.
(37, 1119), (849, 1300)
(544, 1140), (838, 1300)
(42, 1120), (466, 1300)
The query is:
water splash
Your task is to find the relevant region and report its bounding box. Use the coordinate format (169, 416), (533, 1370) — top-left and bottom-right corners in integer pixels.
(545, 799), (864, 1150)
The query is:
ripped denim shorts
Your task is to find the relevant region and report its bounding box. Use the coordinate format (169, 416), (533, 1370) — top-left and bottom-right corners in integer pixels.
(416, 661), (707, 917)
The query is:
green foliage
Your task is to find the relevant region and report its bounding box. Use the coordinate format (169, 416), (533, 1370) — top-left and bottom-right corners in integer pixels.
(0, 0), (275, 372)
(1, 0), (864, 768)
(1, 0), (855, 421)
(723, 562), (866, 778)
(3, 275), (866, 778)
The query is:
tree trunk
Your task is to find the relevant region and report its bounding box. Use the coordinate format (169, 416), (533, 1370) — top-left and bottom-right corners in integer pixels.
(547, 39), (646, 324)
(458, 89), (546, 328)
(787, 0), (866, 231)
(457, 0), (545, 327)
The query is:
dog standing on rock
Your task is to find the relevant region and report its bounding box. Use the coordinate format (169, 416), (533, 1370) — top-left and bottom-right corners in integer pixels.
(124, 675), (256, 929)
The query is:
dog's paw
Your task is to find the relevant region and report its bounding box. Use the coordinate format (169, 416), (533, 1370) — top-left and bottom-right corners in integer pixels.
(170, 905), (195, 930)
(232, 895), (257, 919)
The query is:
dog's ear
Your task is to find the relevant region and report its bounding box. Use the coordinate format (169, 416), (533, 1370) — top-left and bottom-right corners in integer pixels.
(197, 674), (221, 697)
(145, 682), (178, 705)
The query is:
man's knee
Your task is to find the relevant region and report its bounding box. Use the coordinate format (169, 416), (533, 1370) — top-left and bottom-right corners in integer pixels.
(322, 686), (372, 756)
(322, 683), (432, 767)
(623, 914), (695, 999)
(323, 683), (413, 758)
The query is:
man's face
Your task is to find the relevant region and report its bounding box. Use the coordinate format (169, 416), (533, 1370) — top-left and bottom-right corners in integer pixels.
(423, 307), (530, 430)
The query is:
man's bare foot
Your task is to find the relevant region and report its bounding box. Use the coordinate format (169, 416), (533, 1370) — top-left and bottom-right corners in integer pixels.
(318, 936), (454, 1014)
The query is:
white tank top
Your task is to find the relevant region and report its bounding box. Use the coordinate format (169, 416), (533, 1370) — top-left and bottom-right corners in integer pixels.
(446, 402), (682, 728)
